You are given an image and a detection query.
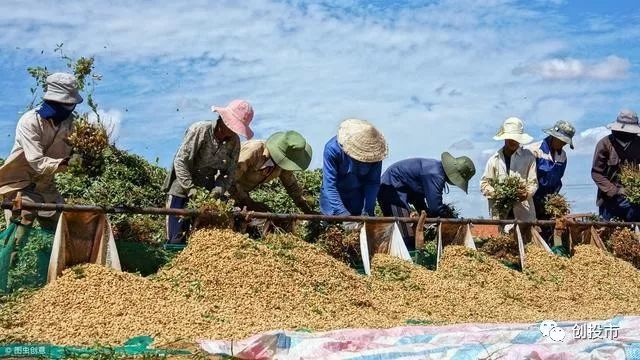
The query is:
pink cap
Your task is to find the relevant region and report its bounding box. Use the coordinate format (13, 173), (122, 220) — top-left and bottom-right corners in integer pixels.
(211, 99), (254, 139)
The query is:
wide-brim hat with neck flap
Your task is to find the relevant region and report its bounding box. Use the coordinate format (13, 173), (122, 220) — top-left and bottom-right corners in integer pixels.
(337, 118), (388, 163)
(266, 131), (313, 171)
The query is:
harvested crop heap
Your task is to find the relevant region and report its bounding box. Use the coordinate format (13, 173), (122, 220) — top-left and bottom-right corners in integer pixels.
(3, 229), (640, 348)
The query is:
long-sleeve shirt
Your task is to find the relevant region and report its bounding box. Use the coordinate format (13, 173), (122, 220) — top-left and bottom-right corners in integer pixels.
(231, 140), (310, 212)
(379, 158), (449, 217)
(319, 136), (382, 216)
(526, 137), (567, 201)
(480, 146), (538, 221)
(0, 109), (73, 198)
(591, 134), (640, 206)
(163, 120), (240, 198)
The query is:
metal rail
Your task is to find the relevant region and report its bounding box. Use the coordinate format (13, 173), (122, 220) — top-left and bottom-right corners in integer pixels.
(2, 200), (639, 228)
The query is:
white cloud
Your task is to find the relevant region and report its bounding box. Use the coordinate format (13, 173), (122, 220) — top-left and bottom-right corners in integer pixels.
(0, 0), (636, 216)
(88, 109), (123, 143)
(572, 126), (610, 155)
(517, 56), (631, 80)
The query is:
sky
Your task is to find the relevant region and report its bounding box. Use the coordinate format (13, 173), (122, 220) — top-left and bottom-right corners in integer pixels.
(0, 0), (638, 217)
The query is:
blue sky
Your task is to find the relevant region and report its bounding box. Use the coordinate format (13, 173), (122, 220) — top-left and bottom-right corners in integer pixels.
(0, 0), (638, 217)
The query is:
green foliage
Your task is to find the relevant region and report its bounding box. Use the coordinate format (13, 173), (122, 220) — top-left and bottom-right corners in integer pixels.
(488, 175), (528, 218)
(7, 227), (54, 292)
(251, 169), (322, 213)
(56, 147), (168, 243)
(419, 240), (438, 270)
(620, 164), (640, 205)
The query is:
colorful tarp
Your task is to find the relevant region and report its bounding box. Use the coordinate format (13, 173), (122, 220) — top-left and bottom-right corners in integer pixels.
(199, 316), (640, 359)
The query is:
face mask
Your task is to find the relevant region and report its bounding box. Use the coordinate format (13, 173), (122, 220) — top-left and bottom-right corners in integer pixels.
(612, 131), (636, 143)
(37, 101), (75, 123)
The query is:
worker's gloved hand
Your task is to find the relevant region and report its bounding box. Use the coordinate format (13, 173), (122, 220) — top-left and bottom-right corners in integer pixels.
(187, 187), (199, 198)
(342, 221), (362, 232)
(210, 187), (225, 199)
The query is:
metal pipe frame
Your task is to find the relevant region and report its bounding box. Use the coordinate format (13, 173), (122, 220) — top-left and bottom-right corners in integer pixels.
(2, 200), (639, 228)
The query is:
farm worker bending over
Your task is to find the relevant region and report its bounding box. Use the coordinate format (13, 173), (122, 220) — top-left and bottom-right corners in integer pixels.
(526, 120), (575, 220)
(480, 117), (538, 222)
(591, 110), (640, 222)
(377, 154), (476, 247)
(320, 119), (388, 231)
(163, 99), (254, 244)
(0, 73), (83, 231)
(231, 130), (315, 213)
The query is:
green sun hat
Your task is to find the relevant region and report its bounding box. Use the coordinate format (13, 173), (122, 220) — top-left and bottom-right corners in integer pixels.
(441, 152), (476, 194)
(266, 131), (313, 171)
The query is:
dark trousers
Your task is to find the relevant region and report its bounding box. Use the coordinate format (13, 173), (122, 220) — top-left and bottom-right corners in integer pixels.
(166, 195), (190, 244)
(377, 185), (424, 250)
(600, 196), (640, 222)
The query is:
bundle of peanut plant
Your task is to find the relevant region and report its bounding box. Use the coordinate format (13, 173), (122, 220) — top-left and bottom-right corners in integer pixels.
(66, 114), (110, 177)
(610, 227), (640, 269)
(187, 187), (236, 229)
(620, 164), (640, 205)
(489, 176), (528, 218)
(543, 193), (571, 218)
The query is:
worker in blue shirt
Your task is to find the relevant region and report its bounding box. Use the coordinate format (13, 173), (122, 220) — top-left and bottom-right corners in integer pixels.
(378, 153), (476, 247)
(320, 119), (388, 231)
(526, 120), (575, 219)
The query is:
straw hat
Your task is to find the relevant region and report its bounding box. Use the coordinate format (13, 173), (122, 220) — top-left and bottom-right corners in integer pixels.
(441, 152), (476, 193)
(211, 99), (255, 139)
(607, 110), (640, 134)
(493, 117), (533, 144)
(337, 119), (388, 163)
(42, 73), (83, 104)
(266, 131), (312, 171)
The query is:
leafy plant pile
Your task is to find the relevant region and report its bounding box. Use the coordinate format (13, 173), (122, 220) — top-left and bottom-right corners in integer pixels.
(543, 193), (571, 218)
(55, 147), (167, 243)
(489, 176), (528, 218)
(610, 227), (640, 269)
(251, 169), (322, 214)
(620, 164), (640, 205)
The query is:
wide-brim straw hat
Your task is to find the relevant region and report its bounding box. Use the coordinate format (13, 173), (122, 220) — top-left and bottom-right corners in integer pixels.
(211, 99), (254, 139)
(266, 131), (312, 171)
(441, 152), (476, 193)
(607, 110), (640, 134)
(42, 73), (83, 104)
(493, 116), (533, 144)
(337, 118), (388, 163)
